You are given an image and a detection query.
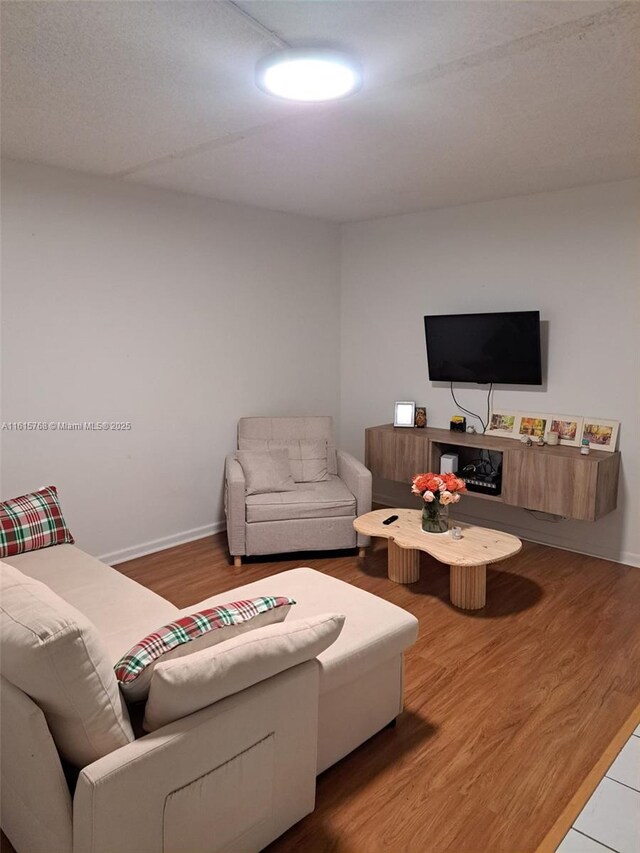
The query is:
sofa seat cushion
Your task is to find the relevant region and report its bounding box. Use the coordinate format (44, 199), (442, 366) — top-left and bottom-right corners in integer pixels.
(0, 562), (134, 768)
(185, 568), (418, 695)
(3, 544), (178, 663)
(245, 476), (356, 523)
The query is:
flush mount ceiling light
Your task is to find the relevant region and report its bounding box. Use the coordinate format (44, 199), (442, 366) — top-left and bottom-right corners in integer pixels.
(255, 48), (362, 102)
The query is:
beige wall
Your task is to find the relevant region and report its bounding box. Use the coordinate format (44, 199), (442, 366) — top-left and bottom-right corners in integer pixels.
(1, 160), (341, 560)
(340, 179), (640, 566)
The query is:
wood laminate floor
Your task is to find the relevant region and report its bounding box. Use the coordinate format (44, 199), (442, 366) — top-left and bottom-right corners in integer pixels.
(116, 533), (640, 853)
(3, 533), (640, 853)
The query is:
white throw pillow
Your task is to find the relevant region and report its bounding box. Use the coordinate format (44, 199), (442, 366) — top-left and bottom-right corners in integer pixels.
(0, 562), (134, 767)
(235, 449), (296, 495)
(143, 612), (345, 732)
(115, 596), (295, 702)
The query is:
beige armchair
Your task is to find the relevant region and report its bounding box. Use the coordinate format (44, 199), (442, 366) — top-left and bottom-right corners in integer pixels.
(225, 417), (371, 566)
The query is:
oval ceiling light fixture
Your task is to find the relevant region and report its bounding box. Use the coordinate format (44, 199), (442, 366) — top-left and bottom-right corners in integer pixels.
(256, 48), (362, 102)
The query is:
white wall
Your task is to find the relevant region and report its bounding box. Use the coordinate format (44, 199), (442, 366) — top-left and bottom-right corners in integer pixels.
(1, 160), (341, 561)
(3, 165), (638, 567)
(340, 179), (640, 566)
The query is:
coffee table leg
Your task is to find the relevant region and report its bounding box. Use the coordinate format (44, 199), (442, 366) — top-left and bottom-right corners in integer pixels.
(388, 540), (420, 584)
(450, 564), (486, 610)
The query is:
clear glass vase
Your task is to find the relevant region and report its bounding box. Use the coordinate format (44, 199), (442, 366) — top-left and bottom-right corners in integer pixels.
(421, 502), (449, 534)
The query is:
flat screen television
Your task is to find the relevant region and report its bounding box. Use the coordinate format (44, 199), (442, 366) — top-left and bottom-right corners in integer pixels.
(424, 311), (542, 385)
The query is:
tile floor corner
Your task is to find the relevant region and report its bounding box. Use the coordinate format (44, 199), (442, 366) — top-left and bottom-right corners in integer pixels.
(556, 728), (640, 853)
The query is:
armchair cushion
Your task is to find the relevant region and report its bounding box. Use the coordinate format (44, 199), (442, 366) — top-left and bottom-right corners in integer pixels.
(245, 476), (356, 523)
(143, 613), (345, 731)
(238, 416), (337, 474)
(238, 438), (329, 483)
(236, 449), (296, 496)
(115, 596), (295, 701)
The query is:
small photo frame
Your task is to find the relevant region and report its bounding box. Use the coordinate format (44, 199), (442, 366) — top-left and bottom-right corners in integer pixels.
(518, 413), (549, 439)
(414, 406), (427, 428)
(581, 418), (619, 452)
(487, 409), (521, 439)
(548, 415), (583, 447)
(394, 401), (416, 428)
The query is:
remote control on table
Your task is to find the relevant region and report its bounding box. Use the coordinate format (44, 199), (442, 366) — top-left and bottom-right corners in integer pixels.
(383, 515), (399, 525)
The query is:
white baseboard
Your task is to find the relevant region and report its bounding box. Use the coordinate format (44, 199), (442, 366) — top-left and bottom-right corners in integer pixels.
(97, 502), (640, 570)
(99, 520), (227, 566)
(373, 492), (640, 569)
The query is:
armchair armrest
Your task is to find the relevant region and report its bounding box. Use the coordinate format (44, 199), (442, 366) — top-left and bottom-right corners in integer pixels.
(337, 450), (372, 547)
(224, 454), (246, 557)
(73, 662), (319, 853)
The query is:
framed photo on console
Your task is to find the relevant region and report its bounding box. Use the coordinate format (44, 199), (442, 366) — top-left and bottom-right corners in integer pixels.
(549, 414), (583, 447)
(487, 409), (521, 439)
(518, 413), (549, 439)
(581, 418), (619, 452)
(394, 401), (416, 427)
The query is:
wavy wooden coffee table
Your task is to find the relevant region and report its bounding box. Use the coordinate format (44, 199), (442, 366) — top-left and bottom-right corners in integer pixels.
(354, 508), (522, 610)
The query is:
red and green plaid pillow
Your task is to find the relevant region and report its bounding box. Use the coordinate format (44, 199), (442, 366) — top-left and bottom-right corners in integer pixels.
(0, 486), (74, 558)
(115, 595), (295, 701)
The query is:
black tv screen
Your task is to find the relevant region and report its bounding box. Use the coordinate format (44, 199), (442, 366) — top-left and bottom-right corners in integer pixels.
(424, 311), (542, 385)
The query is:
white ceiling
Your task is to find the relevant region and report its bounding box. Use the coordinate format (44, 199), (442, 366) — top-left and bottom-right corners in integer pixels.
(2, 1), (639, 221)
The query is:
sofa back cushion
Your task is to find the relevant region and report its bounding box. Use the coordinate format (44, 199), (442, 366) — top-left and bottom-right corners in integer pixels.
(238, 417), (337, 475)
(0, 562), (134, 767)
(238, 438), (329, 483)
(115, 596), (295, 702)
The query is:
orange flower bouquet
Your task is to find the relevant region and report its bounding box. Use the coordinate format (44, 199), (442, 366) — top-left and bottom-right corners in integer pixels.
(411, 472), (466, 533)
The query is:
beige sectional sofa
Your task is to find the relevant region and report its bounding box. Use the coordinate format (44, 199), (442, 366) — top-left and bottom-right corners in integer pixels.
(0, 543), (418, 853)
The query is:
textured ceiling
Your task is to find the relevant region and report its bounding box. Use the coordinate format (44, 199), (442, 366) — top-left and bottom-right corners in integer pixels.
(2, 1), (639, 221)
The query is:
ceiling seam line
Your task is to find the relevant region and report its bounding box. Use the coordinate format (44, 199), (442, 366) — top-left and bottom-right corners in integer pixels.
(222, 0), (290, 50)
(111, 0), (638, 181)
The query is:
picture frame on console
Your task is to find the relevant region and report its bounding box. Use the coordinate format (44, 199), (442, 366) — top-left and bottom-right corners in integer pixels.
(487, 409), (521, 439)
(549, 414), (583, 447)
(518, 413), (549, 439)
(581, 418), (620, 452)
(394, 401), (416, 428)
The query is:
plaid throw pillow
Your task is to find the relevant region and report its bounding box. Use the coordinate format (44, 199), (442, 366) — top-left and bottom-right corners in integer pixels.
(0, 485), (74, 558)
(115, 596), (296, 701)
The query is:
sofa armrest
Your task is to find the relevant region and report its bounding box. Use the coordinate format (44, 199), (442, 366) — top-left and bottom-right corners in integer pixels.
(224, 454), (246, 557)
(73, 662), (319, 853)
(337, 450), (372, 546)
